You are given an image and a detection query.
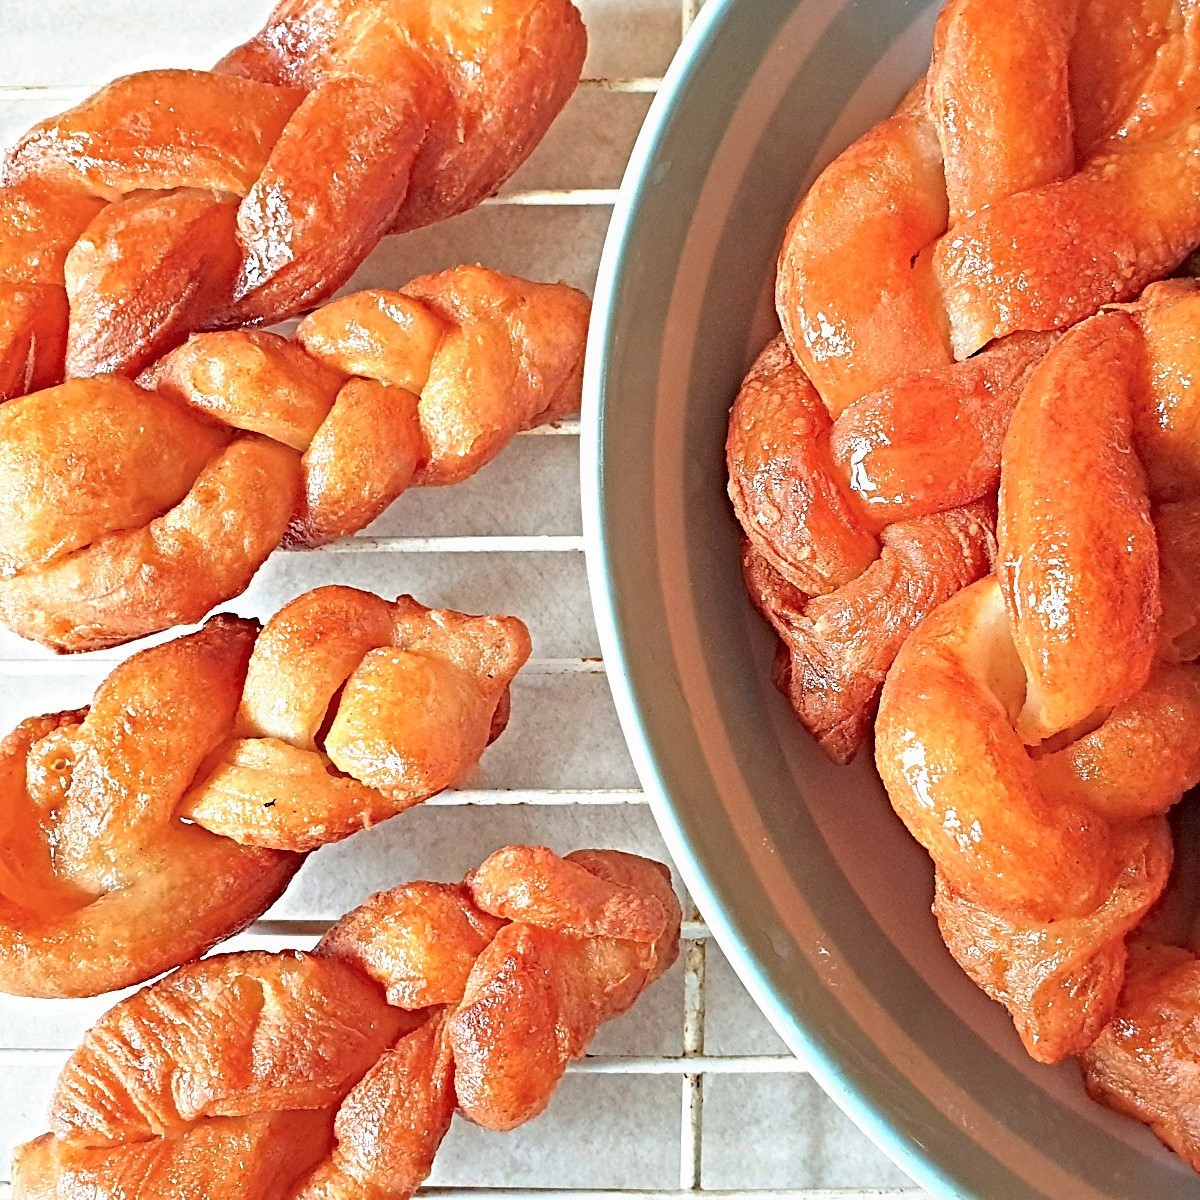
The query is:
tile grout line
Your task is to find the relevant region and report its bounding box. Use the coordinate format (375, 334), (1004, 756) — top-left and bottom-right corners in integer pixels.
(677, 5), (707, 1187)
(680, 896), (708, 1191)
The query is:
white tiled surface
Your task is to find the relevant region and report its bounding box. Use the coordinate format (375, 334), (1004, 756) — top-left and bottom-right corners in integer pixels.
(0, 2), (924, 1197)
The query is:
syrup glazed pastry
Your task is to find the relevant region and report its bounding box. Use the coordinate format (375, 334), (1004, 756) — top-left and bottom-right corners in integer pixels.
(11, 846), (682, 1200)
(1081, 946), (1200, 1172)
(0, 585), (532, 998)
(0, 265), (589, 652)
(0, 0), (587, 398)
(728, 0), (1200, 762)
(876, 281), (1200, 1163)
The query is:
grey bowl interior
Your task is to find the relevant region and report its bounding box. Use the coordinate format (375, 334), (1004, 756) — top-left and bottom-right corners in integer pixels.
(582, 1), (1200, 1197)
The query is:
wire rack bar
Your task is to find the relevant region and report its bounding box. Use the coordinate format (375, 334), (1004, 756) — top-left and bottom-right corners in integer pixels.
(422, 788), (640, 806)
(418, 1193), (922, 1200)
(572, 1057), (802, 1077)
(0, 657), (604, 676)
(240, 918), (711, 943)
(0, 78), (662, 101)
(0, 1184), (917, 1199)
(523, 420), (581, 435)
(483, 189), (619, 207)
(581, 77), (663, 93)
(285, 534), (586, 554)
(0, 1049), (804, 1077)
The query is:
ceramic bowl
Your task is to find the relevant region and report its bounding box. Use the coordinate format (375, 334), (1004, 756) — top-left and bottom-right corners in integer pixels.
(581, 2), (1200, 1197)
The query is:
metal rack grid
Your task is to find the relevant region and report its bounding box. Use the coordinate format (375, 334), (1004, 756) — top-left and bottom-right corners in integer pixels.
(0, 1), (923, 1196)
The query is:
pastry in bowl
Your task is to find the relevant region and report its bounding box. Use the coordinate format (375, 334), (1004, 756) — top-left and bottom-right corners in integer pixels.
(876, 279), (1200, 1163)
(722, 0), (1200, 1172)
(728, 0), (1200, 763)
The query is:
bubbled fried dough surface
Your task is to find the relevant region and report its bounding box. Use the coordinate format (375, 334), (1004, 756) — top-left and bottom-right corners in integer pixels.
(0, 0), (587, 396)
(0, 266), (588, 653)
(12, 847), (682, 1200)
(0, 616), (301, 1000)
(728, 329), (1016, 762)
(742, 504), (996, 764)
(1081, 948), (1200, 1172)
(0, 585), (530, 997)
(449, 848), (680, 1130)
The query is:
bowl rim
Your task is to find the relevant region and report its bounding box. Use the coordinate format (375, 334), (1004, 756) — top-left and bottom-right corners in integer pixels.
(581, 3), (973, 1196)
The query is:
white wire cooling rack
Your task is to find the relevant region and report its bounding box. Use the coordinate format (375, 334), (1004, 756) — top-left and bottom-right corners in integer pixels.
(0, 1), (923, 1196)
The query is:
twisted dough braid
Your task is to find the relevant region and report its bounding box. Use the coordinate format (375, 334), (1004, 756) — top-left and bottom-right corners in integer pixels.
(0, 0), (586, 398)
(730, 332), (1052, 761)
(730, 0), (1200, 762)
(0, 585), (531, 998)
(876, 281), (1200, 1067)
(0, 265), (588, 653)
(11, 845), (682, 1200)
(779, 0), (1200, 406)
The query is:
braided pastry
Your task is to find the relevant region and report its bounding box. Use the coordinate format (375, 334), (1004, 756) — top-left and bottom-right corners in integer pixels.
(0, 0), (586, 397)
(0, 584), (530, 998)
(729, 0), (1200, 762)
(731, 332), (1048, 761)
(0, 265), (588, 652)
(876, 281), (1200, 1078)
(11, 845), (681, 1200)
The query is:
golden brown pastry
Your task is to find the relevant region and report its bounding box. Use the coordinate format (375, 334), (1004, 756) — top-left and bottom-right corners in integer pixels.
(0, 585), (530, 997)
(0, 265), (588, 652)
(740, 505), (996, 764)
(0, 0), (587, 396)
(875, 281), (1200, 1067)
(1081, 947), (1200, 1170)
(779, 0), (1200, 404)
(730, 0), (1200, 761)
(11, 846), (681, 1200)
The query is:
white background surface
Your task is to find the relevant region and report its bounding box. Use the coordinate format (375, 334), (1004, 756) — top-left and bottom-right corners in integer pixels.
(0, 2), (922, 1196)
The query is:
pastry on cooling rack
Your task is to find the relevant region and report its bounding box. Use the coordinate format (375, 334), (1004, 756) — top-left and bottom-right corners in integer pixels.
(727, 0), (1200, 762)
(10, 845), (681, 1200)
(876, 279), (1200, 1163)
(0, 585), (531, 998)
(0, 266), (589, 652)
(0, 0), (587, 398)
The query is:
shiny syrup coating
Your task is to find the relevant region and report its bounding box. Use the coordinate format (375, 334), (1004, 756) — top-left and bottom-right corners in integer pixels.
(877, 281), (1200, 1166)
(0, 584), (531, 998)
(731, 0), (1200, 764)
